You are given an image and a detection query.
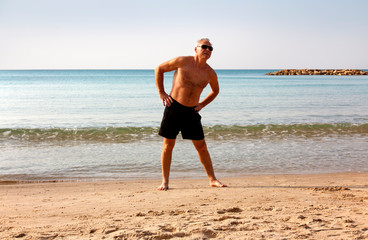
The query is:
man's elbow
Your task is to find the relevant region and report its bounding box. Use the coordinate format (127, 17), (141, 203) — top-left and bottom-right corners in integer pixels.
(155, 66), (162, 75)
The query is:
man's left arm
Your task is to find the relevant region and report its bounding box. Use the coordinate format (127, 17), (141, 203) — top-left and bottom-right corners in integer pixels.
(195, 70), (219, 112)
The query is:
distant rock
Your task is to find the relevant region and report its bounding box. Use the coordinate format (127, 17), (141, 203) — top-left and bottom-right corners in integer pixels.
(266, 69), (368, 76)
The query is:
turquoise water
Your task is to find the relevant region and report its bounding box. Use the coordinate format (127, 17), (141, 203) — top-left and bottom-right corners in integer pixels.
(1, 70), (368, 181)
(1, 70), (368, 128)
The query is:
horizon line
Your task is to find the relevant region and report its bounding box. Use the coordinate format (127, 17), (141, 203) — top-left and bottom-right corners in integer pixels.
(1, 68), (367, 71)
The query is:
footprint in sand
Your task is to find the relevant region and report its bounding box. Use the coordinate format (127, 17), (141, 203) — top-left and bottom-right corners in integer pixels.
(217, 207), (242, 214)
(190, 229), (218, 239)
(159, 224), (176, 233)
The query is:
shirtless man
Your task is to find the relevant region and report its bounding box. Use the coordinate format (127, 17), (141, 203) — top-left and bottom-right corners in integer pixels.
(155, 38), (226, 191)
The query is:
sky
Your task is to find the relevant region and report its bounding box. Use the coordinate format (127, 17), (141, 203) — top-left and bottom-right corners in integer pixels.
(0, 0), (367, 69)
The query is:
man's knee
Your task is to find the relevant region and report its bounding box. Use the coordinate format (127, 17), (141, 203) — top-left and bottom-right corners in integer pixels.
(193, 139), (208, 152)
(163, 138), (176, 151)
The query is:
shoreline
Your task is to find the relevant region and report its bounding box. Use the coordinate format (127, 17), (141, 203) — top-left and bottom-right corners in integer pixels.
(1, 172), (367, 239)
(1, 172), (368, 187)
(2, 170), (368, 185)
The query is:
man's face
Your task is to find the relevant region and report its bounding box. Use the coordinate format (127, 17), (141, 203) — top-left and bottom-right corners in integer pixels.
(195, 40), (213, 59)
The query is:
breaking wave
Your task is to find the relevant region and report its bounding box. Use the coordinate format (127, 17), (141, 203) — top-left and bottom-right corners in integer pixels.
(1, 123), (367, 144)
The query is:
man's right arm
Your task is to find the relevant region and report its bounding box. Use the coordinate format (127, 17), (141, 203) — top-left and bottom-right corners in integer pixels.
(155, 65), (169, 106)
(155, 56), (186, 106)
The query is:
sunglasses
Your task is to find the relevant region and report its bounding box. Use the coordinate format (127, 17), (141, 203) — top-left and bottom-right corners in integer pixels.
(198, 44), (213, 52)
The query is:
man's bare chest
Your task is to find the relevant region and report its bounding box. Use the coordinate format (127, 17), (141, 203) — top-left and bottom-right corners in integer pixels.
(176, 69), (209, 89)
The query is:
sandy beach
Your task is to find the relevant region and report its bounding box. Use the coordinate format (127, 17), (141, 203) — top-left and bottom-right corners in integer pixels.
(1, 173), (368, 240)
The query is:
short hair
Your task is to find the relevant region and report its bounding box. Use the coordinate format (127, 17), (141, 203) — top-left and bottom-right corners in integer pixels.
(197, 38), (211, 45)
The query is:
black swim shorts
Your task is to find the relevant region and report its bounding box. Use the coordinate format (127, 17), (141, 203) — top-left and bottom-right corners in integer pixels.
(159, 98), (204, 140)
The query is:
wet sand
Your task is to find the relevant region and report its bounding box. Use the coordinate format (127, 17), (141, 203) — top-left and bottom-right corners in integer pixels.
(1, 172), (368, 239)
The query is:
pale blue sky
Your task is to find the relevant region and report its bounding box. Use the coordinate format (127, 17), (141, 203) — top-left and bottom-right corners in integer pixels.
(1, 0), (367, 69)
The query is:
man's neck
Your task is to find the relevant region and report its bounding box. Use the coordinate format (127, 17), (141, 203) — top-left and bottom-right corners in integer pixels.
(194, 55), (207, 68)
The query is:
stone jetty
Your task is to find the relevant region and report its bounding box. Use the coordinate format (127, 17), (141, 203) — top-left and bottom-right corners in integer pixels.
(266, 69), (368, 76)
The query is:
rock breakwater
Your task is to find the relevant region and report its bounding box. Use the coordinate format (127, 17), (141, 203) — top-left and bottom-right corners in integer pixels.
(267, 69), (368, 76)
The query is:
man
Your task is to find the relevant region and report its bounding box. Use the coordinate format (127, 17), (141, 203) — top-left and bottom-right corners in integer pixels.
(155, 38), (226, 191)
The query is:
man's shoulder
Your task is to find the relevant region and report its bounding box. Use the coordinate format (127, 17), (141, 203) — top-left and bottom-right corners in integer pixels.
(176, 56), (194, 63)
(205, 64), (217, 77)
(168, 56), (194, 69)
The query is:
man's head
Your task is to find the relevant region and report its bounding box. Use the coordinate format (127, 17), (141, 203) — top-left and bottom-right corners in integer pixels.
(195, 38), (213, 60)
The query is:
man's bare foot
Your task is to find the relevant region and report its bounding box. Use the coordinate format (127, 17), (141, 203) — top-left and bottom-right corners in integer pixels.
(157, 182), (169, 191)
(209, 179), (227, 188)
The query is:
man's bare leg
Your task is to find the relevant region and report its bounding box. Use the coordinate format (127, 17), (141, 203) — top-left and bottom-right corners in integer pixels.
(157, 138), (176, 191)
(192, 139), (227, 188)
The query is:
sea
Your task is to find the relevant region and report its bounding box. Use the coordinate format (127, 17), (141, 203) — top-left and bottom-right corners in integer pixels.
(1, 69), (368, 182)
